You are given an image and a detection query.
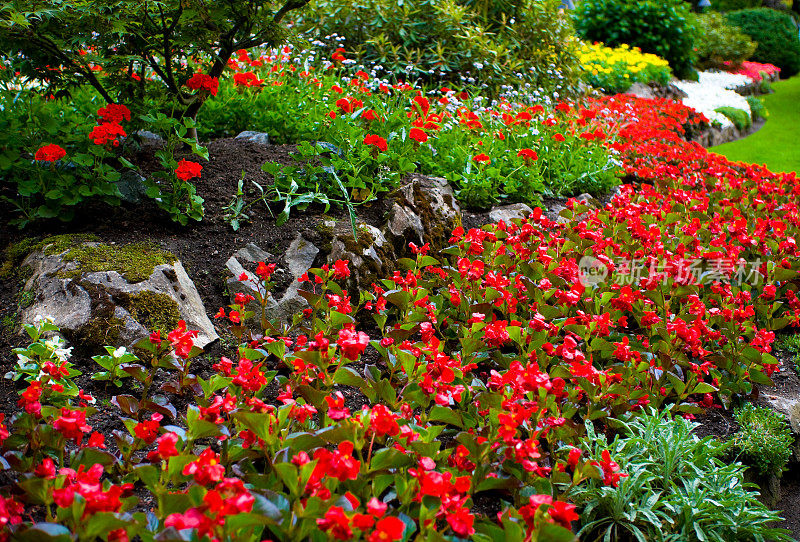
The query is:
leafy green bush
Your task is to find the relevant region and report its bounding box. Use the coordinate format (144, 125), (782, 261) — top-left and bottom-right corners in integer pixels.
(299, 0), (582, 96)
(0, 0), (309, 133)
(694, 12), (757, 70)
(746, 95), (768, 121)
(710, 0), (762, 11)
(573, 0), (698, 80)
(733, 403), (794, 476)
(571, 411), (792, 542)
(715, 106), (752, 130)
(726, 8), (800, 76)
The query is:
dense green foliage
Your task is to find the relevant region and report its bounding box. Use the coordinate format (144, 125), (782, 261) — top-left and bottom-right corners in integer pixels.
(573, 0), (698, 79)
(715, 106), (752, 130)
(726, 8), (800, 76)
(694, 12), (757, 70)
(298, 0), (582, 96)
(0, 0), (309, 127)
(746, 95), (768, 121)
(710, 0), (762, 11)
(571, 412), (792, 542)
(733, 403), (794, 477)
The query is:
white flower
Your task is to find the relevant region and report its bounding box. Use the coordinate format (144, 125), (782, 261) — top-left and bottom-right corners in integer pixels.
(113, 346), (127, 358)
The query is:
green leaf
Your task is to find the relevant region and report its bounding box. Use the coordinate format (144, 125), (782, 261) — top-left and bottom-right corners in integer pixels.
(13, 523), (72, 542)
(333, 366), (367, 388)
(428, 405), (463, 429)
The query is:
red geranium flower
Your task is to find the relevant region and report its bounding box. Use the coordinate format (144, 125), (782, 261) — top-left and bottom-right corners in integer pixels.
(473, 153), (491, 163)
(409, 128), (428, 143)
(35, 143), (66, 162)
(363, 134), (388, 152)
(175, 159), (203, 181)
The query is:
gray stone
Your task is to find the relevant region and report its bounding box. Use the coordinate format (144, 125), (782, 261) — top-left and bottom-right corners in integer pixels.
(761, 394), (800, 434)
(235, 131), (270, 145)
(489, 203), (534, 224)
(387, 203), (424, 243)
(115, 170), (148, 204)
(135, 130), (163, 142)
(626, 82), (656, 100)
(225, 243), (274, 283)
(21, 242), (218, 349)
(225, 236), (320, 323)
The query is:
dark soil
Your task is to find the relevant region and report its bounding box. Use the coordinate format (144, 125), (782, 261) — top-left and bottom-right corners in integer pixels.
(0, 137), (391, 440)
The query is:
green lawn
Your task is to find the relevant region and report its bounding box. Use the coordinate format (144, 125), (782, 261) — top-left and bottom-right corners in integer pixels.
(710, 76), (800, 174)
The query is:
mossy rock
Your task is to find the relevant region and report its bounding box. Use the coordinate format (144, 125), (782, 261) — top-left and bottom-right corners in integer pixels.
(122, 291), (181, 333)
(57, 241), (176, 283)
(0, 234), (98, 281)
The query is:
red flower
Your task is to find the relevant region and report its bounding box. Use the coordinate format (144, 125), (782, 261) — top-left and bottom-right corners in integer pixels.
(182, 448), (226, 485)
(185, 73), (219, 96)
(89, 122), (126, 146)
(167, 320), (199, 359)
(35, 143), (66, 162)
(325, 391), (351, 420)
(147, 432), (180, 462)
(97, 103), (131, 124)
(370, 404), (400, 437)
(256, 261), (276, 280)
(552, 133), (566, 142)
(363, 134), (388, 152)
(548, 501), (579, 529)
(517, 148), (538, 162)
(175, 159), (203, 181)
(337, 327), (369, 360)
(317, 506), (352, 540)
(233, 72), (264, 87)
(409, 128), (428, 143)
(134, 413), (163, 444)
(53, 408), (92, 445)
(333, 259), (350, 279)
(369, 516), (405, 542)
(473, 153), (491, 163)
(591, 450), (627, 487)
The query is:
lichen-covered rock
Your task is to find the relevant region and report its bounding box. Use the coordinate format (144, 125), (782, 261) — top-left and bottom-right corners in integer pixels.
(19, 237), (217, 349)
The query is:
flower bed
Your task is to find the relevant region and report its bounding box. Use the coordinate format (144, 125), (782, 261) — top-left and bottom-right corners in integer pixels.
(725, 60), (782, 82)
(577, 42), (672, 93)
(673, 71), (753, 128)
(1, 90), (797, 540)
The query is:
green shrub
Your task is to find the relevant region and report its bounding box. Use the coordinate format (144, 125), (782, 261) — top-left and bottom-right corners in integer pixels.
(573, 0), (698, 80)
(746, 95), (768, 121)
(299, 0), (583, 96)
(726, 8), (800, 76)
(710, 0), (762, 11)
(0, 0), (309, 132)
(571, 411), (792, 542)
(695, 12), (757, 70)
(715, 106), (752, 130)
(733, 403), (794, 477)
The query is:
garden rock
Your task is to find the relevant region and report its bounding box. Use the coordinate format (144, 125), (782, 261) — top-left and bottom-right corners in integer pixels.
(235, 131), (270, 145)
(20, 241), (218, 349)
(489, 203), (533, 224)
(134, 129), (163, 142)
(760, 394), (800, 434)
(626, 82), (656, 100)
(114, 170), (148, 204)
(225, 236), (320, 322)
